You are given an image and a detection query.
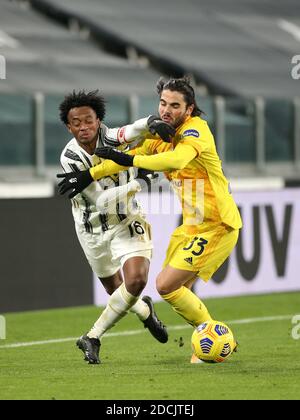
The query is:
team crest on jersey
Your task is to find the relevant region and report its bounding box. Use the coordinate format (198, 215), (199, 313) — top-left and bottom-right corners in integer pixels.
(182, 129), (200, 138)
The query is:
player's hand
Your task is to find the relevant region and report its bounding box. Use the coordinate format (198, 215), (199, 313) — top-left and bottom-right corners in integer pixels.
(147, 115), (176, 142)
(56, 170), (94, 198)
(95, 147), (134, 167)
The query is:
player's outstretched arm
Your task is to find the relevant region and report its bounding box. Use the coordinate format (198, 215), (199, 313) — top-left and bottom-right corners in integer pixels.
(57, 135), (178, 198)
(95, 143), (198, 172)
(106, 116), (175, 145)
(57, 159), (129, 198)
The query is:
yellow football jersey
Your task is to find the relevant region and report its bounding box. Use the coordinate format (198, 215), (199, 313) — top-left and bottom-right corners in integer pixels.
(132, 116), (242, 232)
(171, 116), (242, 230)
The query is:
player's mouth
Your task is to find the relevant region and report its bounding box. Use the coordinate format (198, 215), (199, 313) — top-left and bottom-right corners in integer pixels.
(162, 115), (172, 123)
(80, 132), (91, 140)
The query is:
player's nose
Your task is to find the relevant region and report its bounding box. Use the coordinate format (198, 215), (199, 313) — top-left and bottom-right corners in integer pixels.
(80, 123), (89, 131)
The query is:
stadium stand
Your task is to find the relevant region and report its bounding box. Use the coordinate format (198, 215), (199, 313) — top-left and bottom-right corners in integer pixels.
(0, 0), (299, 177)
(0, 0), (162, 168)
(27, 0), (300, 98)
(0, 0), (161, 95)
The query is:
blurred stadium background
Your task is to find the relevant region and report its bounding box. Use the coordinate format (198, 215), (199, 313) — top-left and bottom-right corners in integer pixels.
(0, 0), (300, 313)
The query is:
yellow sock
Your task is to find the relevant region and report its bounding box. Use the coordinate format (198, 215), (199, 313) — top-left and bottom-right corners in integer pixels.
(162, 286), (212, 328)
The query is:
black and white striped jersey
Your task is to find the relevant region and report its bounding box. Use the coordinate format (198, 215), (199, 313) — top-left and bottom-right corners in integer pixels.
(60, 118), (150, 234)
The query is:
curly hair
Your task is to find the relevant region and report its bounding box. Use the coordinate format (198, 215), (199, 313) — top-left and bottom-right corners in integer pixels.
(156, 76), (203, 117)
(59, 90), (106, 125)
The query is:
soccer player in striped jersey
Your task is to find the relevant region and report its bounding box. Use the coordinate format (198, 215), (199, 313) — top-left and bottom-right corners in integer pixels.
(58, 78), (242, 363)
(58, 90), (174, 364)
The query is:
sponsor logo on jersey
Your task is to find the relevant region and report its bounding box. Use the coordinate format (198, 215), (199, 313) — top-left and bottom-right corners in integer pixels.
(184, 257), (193, 265)
(182, 129), (200, 138)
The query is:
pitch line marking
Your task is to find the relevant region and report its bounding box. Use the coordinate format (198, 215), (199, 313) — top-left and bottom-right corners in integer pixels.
(0, 314), (293, 350)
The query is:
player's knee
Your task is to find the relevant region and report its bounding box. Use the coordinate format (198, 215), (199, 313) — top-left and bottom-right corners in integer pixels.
(156, 275), (169, 296)
(126, 272), (147, 295)
(135, 276), (147, 292)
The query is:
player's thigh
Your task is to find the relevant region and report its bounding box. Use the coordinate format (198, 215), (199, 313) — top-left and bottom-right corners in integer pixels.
(163, 229), (186, 269)
(111, 216), (153, 264)
(76, 229), (120, 278)
(197, 227), (239, 281)
(122, 255), (151, 296)
(122, 255), (150, 282)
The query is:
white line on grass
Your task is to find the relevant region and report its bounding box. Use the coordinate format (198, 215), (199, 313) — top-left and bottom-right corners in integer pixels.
(0, 314), (293, 350)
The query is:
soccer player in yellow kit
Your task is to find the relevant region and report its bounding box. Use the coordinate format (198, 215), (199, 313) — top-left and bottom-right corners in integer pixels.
(58, 77), (242, 363)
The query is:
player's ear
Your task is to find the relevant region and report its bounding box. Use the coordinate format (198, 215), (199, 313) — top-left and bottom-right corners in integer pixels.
(66, 123), (72, 134)
(187, 104), (194, 117)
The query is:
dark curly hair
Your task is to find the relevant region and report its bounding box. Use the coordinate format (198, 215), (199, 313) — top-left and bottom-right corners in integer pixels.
(59, 90), (106, 125)
(156, 76), (203, 117)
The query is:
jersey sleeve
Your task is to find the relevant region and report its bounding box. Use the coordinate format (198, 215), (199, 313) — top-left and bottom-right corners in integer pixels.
(60, 148), (91, 174)
(89, 139), (154, 180)
(89, 139), (172, 180)
(178, 121), (213, 155)
(133, 143), (197, 172)
(90, 160), (129, 181)
(130, 138), (172, 156)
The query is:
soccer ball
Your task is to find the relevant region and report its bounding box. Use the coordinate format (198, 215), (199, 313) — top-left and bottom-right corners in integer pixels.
(191, 320), (237, 363)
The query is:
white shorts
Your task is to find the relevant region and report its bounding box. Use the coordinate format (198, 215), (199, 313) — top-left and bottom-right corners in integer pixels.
(76, 215), (153, 278)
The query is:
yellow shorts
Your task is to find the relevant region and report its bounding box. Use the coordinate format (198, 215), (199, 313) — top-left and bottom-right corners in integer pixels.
(163, 222), (239, 282)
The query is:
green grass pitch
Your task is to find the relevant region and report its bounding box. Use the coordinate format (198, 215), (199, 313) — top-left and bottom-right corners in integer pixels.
(0, 291), (300, 400)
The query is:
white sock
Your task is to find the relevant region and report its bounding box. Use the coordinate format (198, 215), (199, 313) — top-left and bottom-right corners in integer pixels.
(87, 283), (138, 339)
(130, 299), (150, 321)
